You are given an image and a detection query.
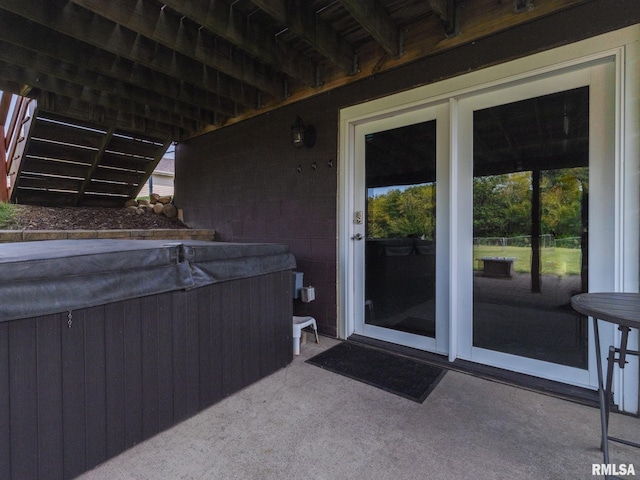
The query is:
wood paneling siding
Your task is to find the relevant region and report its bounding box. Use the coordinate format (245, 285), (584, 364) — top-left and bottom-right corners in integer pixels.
(0, 271), (292, 480)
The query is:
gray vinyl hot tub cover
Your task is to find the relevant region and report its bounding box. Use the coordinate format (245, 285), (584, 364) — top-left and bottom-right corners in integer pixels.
(0, 239), (296, 322)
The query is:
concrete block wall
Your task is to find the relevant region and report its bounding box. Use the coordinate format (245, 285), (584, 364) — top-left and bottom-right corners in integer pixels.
(176, 106), (338, 336)
(175, 1), (639, 339)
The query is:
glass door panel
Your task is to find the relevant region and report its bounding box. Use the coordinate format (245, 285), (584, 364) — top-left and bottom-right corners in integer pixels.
(365, 120), (437, 337)
(472, 87), (589, 369)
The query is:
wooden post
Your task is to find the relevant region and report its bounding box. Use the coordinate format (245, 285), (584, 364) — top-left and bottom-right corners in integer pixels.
(0, 130), (7, 202)
(581, 184), (589, 293)
(0, 91), (11, 202)
(531, 169), (541, 293)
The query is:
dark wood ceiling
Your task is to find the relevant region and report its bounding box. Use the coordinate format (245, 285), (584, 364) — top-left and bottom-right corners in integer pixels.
(0, 0), (586, 142)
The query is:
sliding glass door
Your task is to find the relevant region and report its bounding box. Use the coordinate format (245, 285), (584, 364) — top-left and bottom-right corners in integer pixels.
(345, 55), (618, 389)
(471, 88), (589, 369)
(456, 61), (615, 385)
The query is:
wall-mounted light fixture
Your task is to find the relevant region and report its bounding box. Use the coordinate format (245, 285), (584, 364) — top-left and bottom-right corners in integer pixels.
(291, 115), (316, 148)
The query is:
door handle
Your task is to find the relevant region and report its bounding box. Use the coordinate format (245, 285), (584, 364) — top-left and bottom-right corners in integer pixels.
(352, 233), (363, 241)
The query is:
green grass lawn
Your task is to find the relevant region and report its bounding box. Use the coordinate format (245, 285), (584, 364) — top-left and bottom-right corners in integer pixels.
(473, 245), (582, 276)
(0, 202), (18, 229)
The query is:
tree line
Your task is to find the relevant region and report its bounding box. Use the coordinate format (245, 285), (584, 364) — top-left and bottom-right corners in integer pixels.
(367, 167), (587, 240)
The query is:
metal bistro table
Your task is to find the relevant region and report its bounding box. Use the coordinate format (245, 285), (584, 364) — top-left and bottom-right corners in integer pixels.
(571, 292), (640, 468)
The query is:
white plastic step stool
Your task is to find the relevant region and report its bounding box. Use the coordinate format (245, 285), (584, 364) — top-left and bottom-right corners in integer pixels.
(292, 315), (319, 355)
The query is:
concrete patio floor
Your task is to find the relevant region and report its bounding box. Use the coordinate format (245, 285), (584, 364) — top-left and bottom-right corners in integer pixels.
(78, 337), (639, 480)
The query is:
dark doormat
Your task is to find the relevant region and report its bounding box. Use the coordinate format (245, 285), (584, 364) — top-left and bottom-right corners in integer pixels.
(306, 341), (446, 403)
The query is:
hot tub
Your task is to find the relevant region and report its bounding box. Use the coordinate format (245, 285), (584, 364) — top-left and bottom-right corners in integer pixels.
(0, 239), (295, 480)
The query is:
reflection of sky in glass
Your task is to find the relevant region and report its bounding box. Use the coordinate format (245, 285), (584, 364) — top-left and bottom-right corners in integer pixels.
(368, 183), (431, 198)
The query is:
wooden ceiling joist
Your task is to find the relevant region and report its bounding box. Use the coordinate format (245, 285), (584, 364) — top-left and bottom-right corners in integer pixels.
(160, 0), (318, 88)
(0, 0), (258, 110)
(339, 0), (402, 58)
(0, 0), (590, 142)
(251, 0), (358, 76)
(0, 49), (214, 130)
(0, 12), (236, 121)
(37, 93), (181, 141)
(69, 0), (286, 100)
(427, 0), (457, 35)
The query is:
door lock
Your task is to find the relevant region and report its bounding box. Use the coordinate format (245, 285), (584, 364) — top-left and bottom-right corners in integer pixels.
(352, 233), (363, 241)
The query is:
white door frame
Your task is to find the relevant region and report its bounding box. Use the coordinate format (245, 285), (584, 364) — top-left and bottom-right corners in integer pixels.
(338, 25), (639, 413)
(454, 60), (614, 389)
(351, 103), (450, 354)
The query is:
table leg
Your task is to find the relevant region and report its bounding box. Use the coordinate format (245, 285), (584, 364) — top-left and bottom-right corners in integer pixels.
(603, 327), (631, 427)
(592, 316), (610, 464)
(616, 326), (630, 367)
(604, 346), (616, 448)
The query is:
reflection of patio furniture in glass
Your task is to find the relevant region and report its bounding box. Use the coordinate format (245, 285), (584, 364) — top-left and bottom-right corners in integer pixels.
(478, 257), (516, 278)
(571, 293), (640, 468)
(474, 272), (587, 368)
(365, 238), (436, 336)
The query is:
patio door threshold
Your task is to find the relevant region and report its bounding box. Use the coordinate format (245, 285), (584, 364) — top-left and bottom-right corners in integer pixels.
(348, 334), (599, 409)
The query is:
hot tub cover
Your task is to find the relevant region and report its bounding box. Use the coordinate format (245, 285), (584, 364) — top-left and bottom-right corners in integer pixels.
(0, 239), (296, 322)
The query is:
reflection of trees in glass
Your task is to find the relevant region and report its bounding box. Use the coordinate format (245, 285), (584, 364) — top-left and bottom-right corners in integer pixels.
(540, 168), (587, 238)
(473, 167), (586, 240)
(368, 184), (436, 239)
(367, 167), (587, 241)
(473, 173), (531, 238)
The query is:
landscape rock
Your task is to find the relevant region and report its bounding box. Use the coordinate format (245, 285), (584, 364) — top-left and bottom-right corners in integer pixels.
(162, 203), (178, 218)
